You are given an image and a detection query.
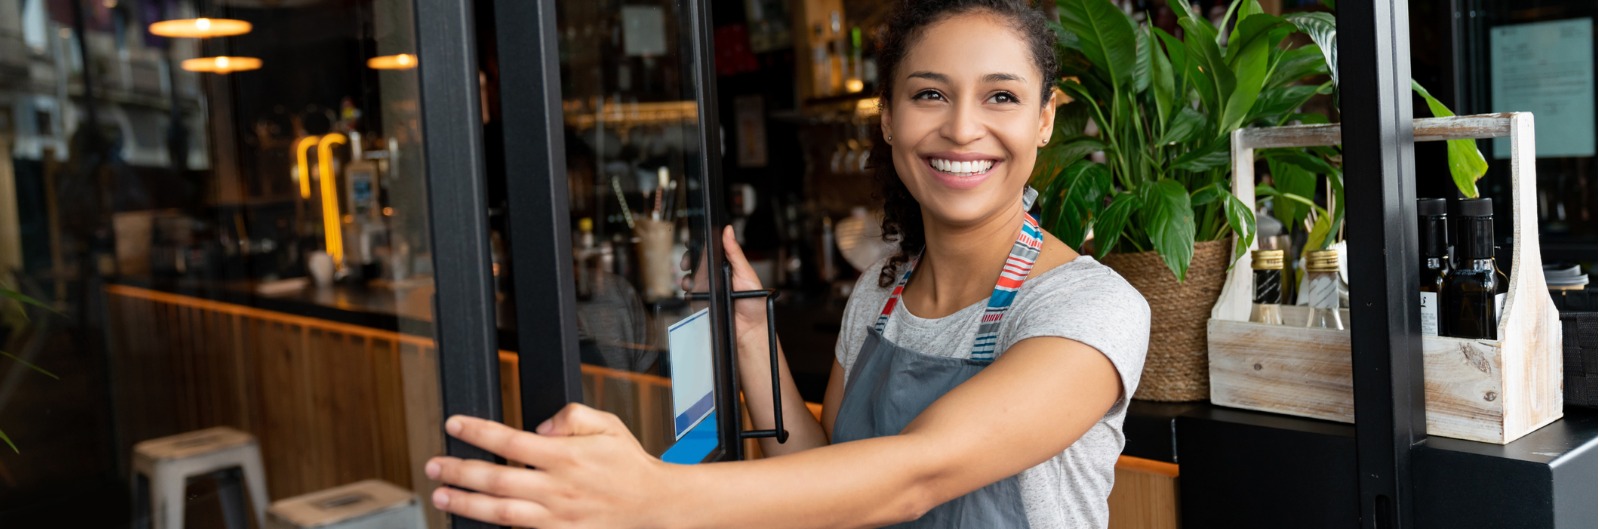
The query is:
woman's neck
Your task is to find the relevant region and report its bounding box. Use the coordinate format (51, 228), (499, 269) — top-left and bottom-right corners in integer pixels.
(904, 204), (1027, 317)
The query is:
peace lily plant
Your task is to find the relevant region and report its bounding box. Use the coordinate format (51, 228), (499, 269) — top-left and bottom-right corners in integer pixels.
(1036, 0), (1487, 281)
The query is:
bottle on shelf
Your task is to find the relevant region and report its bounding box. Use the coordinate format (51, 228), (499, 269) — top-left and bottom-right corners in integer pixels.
(1441, 198), (1499, 339)
(1417, 198), (1449, 336)
(1304, 248), (1344, 330)
(1250, 249), (1286, 325)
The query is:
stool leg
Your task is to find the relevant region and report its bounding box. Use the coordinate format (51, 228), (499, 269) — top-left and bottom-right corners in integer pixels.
(131, 472), (151, 529)
(216, 468), (249, 529)
(153, 468), (188, 529)
(239, 446), (270, 528)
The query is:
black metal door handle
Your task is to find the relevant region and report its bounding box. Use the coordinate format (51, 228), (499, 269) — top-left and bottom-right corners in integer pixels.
(687, 263), (789, 444)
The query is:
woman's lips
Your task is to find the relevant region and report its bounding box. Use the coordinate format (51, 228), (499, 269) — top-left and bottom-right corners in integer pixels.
(925, 156), (999, 190)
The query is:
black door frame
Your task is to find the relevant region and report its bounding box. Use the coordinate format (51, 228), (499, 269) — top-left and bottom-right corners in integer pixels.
(413, 0), (504, 528)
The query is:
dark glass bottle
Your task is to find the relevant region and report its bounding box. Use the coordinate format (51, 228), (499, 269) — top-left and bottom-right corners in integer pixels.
(1417, 198), (1449, 336)
(1250, 249), (1285, 325)
(1441, 198), (1498, 339)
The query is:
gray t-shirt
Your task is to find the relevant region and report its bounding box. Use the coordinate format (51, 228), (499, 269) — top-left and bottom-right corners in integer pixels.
(835, 255), (1150, 529)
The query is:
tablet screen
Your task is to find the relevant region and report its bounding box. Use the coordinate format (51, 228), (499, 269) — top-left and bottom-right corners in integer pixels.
(661, 309), (718, 463)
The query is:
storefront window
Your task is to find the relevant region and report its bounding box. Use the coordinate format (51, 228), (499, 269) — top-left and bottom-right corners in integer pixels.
(0, 0), (453, 525)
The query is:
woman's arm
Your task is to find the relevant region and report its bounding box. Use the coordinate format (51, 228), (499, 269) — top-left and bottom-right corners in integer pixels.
(427, 335), (1120, 529)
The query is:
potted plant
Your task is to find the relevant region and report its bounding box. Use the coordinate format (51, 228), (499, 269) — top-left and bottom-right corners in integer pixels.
(1036, 0), (1485, 401)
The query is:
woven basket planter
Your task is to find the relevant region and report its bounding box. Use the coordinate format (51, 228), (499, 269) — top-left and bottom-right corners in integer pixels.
(1101, 239), (1230, 402)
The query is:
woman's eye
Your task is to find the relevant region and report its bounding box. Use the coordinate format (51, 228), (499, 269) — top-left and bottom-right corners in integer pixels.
(988, 92), (1021, 104)
(913, 90), (945, 102)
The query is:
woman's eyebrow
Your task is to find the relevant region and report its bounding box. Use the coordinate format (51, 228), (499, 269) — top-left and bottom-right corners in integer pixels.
(983, 72), (1025, 83)
(905, 71), (1026, 84)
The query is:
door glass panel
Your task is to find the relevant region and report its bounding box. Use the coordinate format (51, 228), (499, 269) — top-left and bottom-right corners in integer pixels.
(0, 0), (452, 525)
(554, 0), (722, 461)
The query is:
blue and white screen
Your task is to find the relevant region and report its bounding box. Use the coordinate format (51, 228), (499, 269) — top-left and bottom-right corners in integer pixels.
(661, 309), (717, 463)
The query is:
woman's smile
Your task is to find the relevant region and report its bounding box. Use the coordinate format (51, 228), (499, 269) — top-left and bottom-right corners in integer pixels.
(924, 152), (1002, 190)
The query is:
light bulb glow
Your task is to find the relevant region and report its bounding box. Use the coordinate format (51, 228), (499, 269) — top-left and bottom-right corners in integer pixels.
(181, 56), (261, 74)
(367, 53), (419, 70)
(149, 17), (251, 38)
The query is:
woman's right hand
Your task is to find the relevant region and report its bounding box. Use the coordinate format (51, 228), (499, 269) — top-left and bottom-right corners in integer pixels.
(679, 226), (772, 356)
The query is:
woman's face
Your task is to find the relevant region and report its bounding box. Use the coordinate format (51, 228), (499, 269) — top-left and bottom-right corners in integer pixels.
(881, 11), (1055, 229)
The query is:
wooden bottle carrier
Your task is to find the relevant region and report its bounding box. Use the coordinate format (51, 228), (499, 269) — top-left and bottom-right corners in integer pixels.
(1208, 113), (1562, 445)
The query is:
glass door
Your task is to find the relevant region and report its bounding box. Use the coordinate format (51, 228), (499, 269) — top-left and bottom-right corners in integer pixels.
(0, 0), (499, 527)
(488, 0), (742, 462)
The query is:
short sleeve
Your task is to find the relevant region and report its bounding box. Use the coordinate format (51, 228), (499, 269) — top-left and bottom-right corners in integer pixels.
(1000, 262), (1150, 416)
(834, 257), (896, 376)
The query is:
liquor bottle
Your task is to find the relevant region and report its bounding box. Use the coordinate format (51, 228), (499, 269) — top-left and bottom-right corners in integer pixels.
(1250, 249), (1285, 325)
(1417, 198), (1449, 336)
(1441, 198), (1498, 339)
(1304, 248), (1344, 330)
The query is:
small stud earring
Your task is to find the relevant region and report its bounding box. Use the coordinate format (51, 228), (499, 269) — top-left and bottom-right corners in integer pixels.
(886, 135), (892, 142)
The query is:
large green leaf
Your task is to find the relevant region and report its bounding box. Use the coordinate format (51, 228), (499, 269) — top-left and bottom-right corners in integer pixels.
(1060, 0), (1140, 87)
(1134, 27), (1153, 94)
(1190, 180), (1228, 207)
(1034, 136), (1106, 188)
(1170, 136), (1232, 172)
(1166, 0), (1201, 23)
(1154, 28), (1191, 101)
(1218, 15), (1285, 135)
(1227, 2), (1272, 63)
(1150, 27), (1176, 126)
(1140, 179), (1198, 281)
(1266, 157), (1317, 230)
(1284, 12), (1338, 89)
(1052, 101), (1092, 145)
(1178, 17), (1233, 117)
(1223, 192), (1257, 265)
(1266, 45), (1332, 88)
(1412, 80), (1488, 198)
(1093, 192), (1140, 258)
(1248, 83), (1330, 123)
(1041, 160), (1112, 247)
(1157, 107), (1207, 145)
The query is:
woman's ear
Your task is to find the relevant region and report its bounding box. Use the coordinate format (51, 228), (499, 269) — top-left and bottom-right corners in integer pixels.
(1037, 90), (1057, 147)
(880, 103), (894, 143)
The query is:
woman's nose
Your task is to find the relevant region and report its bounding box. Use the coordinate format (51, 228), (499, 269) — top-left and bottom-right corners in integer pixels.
(939, 101), (986, 145)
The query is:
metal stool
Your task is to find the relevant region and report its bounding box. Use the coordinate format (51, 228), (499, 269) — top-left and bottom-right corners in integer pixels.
(131, 427), (269, 529)
(266, 480), (425, 529)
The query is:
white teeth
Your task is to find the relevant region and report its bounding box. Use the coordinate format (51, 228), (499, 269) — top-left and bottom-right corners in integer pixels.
(930, 158), (993, 174)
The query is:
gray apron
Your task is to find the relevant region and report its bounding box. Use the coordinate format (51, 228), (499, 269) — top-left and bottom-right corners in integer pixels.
(833, 197), (1044, 528)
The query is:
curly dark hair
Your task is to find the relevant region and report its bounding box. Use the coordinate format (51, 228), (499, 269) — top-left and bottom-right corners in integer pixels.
(871, 0), (1058, 288)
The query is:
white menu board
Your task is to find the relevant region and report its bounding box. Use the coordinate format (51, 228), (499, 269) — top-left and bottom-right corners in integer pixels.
(1489, 19), (1596, 158)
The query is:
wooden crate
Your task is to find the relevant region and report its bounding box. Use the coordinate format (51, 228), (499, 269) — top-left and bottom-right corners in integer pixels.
(1207, 113), (1563, 444)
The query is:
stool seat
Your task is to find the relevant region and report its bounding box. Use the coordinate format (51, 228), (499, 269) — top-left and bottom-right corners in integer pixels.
(267, 480), (424, 529)
(135, 427), (255, 462)
(131, 426), (268, 529)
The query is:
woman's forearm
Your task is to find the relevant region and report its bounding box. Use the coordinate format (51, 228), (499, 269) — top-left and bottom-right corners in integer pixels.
(666, 433), (941, 529)
(735, 332), (828, 456)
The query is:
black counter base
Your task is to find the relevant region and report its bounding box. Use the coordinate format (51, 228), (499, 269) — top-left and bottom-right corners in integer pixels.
(1174, 405), (1597, 528)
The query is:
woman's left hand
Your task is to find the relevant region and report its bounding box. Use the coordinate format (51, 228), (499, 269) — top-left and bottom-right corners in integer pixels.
(425, 403), (676, 527)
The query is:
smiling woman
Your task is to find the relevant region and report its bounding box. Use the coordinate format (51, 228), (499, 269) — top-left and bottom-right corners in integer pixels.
(426, 1), (1150, 528)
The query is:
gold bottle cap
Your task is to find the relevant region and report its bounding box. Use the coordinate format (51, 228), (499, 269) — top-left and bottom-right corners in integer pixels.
(1306, 248), (1341, 272)
(1251, 249), (1285, 270)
